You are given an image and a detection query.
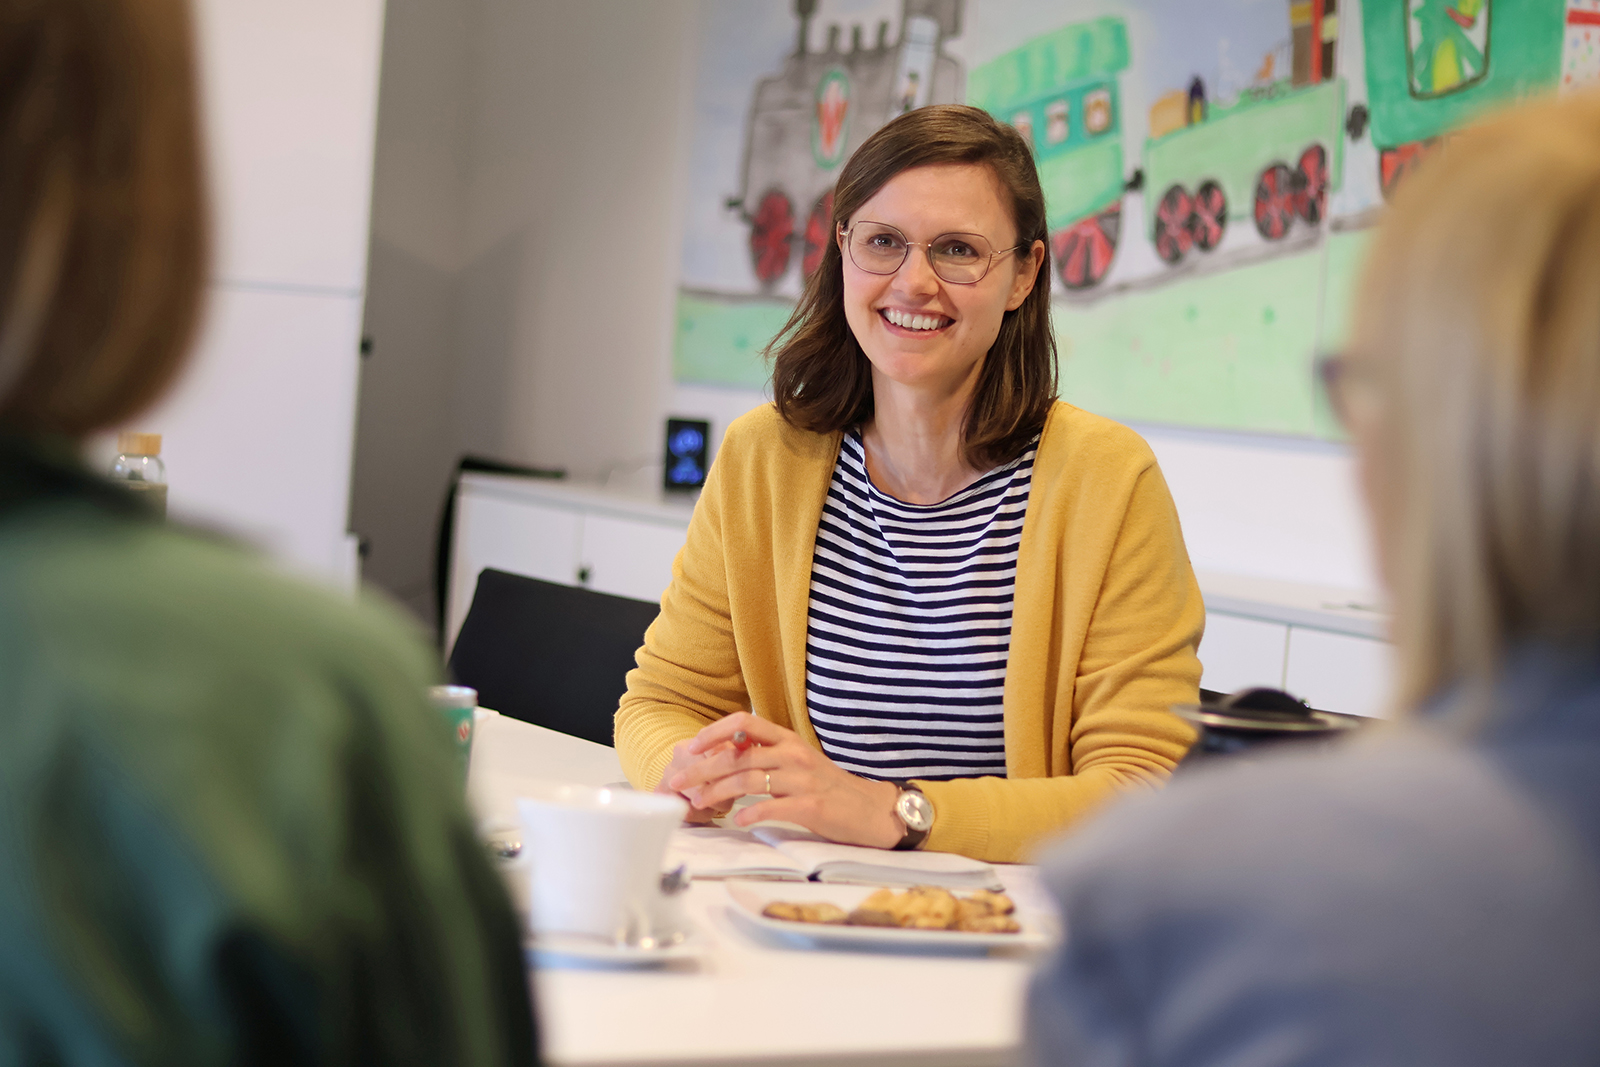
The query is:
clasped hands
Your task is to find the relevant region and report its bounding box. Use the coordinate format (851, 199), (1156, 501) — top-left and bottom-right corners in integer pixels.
(656, 711), (904, 849)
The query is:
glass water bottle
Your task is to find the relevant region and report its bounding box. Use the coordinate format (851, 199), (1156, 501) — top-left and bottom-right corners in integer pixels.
(110, 432), (166, 519)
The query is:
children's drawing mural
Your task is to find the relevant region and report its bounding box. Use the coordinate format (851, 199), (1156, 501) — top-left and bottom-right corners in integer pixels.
(732, 1), (964, 290)
(675, 0), (1599, 438)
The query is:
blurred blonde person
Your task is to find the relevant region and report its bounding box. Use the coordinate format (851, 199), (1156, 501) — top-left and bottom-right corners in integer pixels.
(0, 2), (533, 1062)
(1026, 95), (1600, 1066)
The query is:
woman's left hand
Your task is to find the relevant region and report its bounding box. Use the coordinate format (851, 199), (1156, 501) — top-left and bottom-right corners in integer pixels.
(665, 711), (904, 849)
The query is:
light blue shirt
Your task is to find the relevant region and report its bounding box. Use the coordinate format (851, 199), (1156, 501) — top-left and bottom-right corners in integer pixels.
(1027, 648), (1600, 1067)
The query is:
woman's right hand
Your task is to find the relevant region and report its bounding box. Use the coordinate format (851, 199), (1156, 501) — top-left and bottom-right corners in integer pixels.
(655, 738), (731, 823)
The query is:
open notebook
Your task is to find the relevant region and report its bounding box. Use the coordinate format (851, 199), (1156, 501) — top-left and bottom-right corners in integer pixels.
(665, 824), (1003, 891)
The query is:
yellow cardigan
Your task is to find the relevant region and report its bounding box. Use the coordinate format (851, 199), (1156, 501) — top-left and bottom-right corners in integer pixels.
(615, 401), (1203, 863)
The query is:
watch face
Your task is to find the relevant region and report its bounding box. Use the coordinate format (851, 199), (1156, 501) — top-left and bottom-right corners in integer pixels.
(896, 791), (934, 833)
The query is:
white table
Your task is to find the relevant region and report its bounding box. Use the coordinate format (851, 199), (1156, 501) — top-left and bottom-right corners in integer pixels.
(467, 713), (1054, 1067)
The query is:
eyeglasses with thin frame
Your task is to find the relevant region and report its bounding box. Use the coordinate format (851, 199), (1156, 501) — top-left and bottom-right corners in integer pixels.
(840, 221), (1023, 285)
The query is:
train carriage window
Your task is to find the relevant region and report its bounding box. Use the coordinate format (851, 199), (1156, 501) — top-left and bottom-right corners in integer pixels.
(1084, 88), (1113, 135)
(1406, 0), (1490, 98)
(1045, 100), (1070, 145)
(1011, 110), (1034, 148)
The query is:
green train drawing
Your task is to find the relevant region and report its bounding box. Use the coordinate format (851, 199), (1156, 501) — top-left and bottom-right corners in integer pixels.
(1142, 77), (1344, 267)
(967, 18), (1132, 290)
(970, 5), (1350, 291)
(1361, 1), (1567, 196)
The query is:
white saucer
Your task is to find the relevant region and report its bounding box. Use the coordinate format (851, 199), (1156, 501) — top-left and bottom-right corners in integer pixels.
(525, 925), (705, 967)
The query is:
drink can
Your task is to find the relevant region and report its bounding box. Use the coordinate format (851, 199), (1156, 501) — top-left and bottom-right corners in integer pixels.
(429, 685), (479, 786)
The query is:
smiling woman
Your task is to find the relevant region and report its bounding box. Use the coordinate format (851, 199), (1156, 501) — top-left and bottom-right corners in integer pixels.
(614, 105), (1204, 865)
(835, 163), (1040, 455)
(773, 107), (1057, 480)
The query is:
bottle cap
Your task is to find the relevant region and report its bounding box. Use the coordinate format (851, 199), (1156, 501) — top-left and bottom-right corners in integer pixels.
(117, 432), (162, 456)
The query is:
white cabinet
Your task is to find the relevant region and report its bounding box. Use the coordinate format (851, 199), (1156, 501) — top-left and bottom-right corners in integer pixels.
(143, 287), (365, 579)
(1198, 570), (1393, 718)
(1285, 627), (1395, 719)
(449, 491), (583, 647)
(580, 513), (684, 604)
(195, 0), (385, 292)
(1200, 613), (1288, 693)
(118, 2), (385, 583)
(447, 477), (693, 649)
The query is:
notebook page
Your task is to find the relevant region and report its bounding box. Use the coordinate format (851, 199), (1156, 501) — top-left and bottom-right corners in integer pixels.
(750, 825), (1001, 888)
(665, 825), (808, 880)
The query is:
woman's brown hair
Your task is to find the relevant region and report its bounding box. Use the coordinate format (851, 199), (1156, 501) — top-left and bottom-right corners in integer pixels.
(1349, 92), (1600, 712)
(0, 0), (207, 437)
(769, 104), (1055, 469)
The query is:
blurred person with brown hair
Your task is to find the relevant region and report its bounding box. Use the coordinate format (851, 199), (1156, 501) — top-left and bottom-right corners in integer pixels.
(0, 1), (534, 1062)
(1026, 93), (1600, 1066)
(616, 105), (1202, 864)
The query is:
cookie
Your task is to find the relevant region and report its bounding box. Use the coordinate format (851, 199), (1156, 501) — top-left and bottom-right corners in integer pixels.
(762, 901), (849, 924)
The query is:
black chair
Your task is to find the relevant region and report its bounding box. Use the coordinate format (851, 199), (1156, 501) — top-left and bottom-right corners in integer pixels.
(447, 568), (660, 746)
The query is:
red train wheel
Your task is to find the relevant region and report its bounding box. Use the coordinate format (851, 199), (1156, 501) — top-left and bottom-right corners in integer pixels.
(749, 190), (794, 285)
(1253, 163), (1294, 241)
(1054, 203), (1121, 290)
(1379, 150), (1405, 200)
(1191, 181), (1226, 252)
(1296, 145), (1328, 224)
(1086, 202), (1121, 286)
(802, 189), (834, 278)
(1155, 185), (1194, 264)
(1380, 141), (1433, 200)
(1053, 228), (1088, 289)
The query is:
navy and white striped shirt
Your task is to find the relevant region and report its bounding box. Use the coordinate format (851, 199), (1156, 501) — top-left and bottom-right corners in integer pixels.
(805, 430), (1037, 781)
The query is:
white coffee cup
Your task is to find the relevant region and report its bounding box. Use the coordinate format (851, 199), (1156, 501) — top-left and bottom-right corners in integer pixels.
(516, 785), (687, 946)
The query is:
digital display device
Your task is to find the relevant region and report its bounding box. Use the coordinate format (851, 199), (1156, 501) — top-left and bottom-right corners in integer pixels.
(663, 418), (710, 491)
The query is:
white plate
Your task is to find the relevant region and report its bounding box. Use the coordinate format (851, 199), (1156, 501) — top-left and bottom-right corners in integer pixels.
(725, 881), (1059, 952)
(525, 924), (706, 967)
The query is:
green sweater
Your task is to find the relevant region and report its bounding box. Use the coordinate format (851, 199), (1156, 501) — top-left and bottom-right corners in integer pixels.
(0, 443), (535, 1066)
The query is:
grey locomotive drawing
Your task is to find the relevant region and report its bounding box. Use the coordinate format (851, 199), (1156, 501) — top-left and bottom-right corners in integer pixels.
(727, 0), (966, 289)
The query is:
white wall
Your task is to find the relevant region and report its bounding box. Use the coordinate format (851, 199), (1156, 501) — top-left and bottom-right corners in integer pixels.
(115, 0), (387, 584)
(354, 0), (703, 625)
(453, 0), (696, 478)
(1143, 428), (1378, 592)
(354, 0), (1381, 620)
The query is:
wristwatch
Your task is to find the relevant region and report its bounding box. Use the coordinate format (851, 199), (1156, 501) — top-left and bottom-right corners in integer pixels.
(890, 782), (934, 851)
